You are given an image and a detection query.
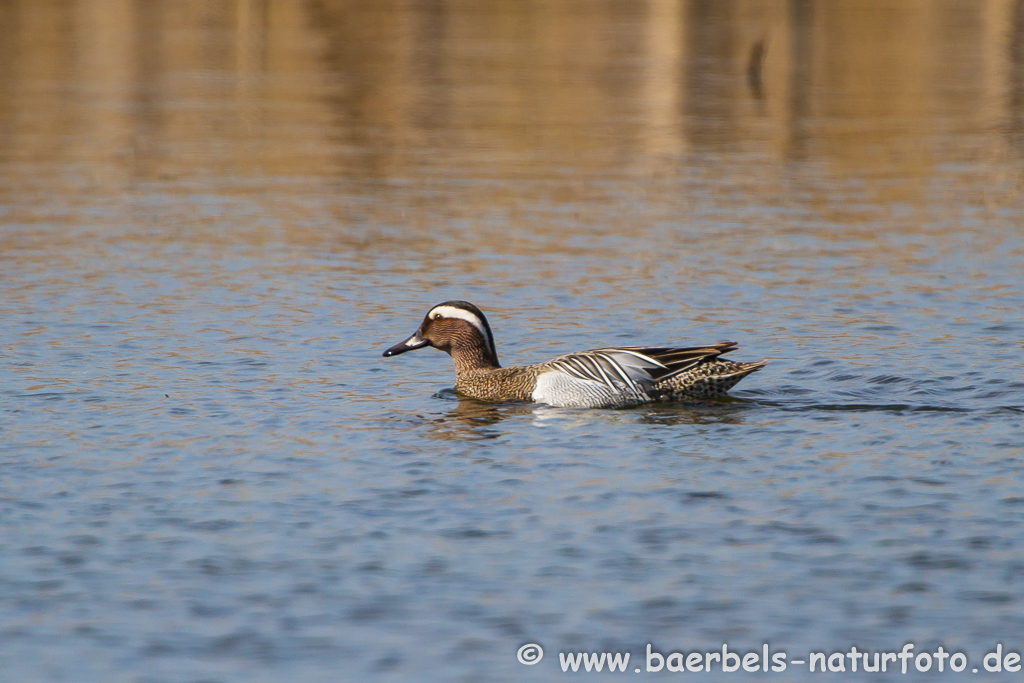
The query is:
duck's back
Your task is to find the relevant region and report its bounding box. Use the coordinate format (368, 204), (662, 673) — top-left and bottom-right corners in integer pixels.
(653, 358), (767, 399)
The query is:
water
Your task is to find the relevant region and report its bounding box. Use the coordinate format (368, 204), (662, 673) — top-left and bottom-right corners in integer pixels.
(2, 1), (1024, 681)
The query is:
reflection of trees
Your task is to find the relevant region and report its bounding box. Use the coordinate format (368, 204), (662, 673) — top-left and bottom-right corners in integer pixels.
(1, 1), (1022, 202)
(1011, 0), (1024, 154)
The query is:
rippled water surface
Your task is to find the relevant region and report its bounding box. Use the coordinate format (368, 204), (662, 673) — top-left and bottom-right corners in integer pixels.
(2, 1), (1024, 681)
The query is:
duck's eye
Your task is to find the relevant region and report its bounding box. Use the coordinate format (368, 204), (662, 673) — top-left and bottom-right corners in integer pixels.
(434, 314), (443, 320)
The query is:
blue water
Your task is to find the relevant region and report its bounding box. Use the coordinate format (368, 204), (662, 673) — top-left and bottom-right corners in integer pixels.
(3, 2), (1024, 681)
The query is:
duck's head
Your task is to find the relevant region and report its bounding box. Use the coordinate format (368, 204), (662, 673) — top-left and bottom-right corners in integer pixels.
(383, 300), (499, 367)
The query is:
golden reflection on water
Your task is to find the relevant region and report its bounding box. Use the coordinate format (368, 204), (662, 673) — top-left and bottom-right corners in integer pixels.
(2, 1), (1023, 169)
(1, 0), (1022, 258)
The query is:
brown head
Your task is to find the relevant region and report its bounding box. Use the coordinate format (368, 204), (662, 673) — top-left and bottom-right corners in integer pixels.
(383, 300), (500, 370)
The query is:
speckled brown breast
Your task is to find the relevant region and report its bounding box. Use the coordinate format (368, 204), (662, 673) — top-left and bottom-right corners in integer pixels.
(454, 365), (539, 402)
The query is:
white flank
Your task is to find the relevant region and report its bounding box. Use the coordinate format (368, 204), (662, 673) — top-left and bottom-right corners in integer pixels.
(531, 371), (572, 406)
(531, 368), (651, 409)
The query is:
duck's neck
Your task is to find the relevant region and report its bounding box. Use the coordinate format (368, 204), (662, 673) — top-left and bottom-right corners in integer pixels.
(451, 344), (500, 376)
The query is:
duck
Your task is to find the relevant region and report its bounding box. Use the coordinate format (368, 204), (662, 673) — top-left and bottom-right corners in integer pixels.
(383, 301), (766, 409)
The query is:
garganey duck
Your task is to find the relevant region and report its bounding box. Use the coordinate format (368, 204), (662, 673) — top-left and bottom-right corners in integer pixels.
(383, 301), (766, 409)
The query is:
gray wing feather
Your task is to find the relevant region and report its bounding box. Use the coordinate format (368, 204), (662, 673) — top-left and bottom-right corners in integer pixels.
(547, 349), (665, 395)
(532, 343), (754, 408)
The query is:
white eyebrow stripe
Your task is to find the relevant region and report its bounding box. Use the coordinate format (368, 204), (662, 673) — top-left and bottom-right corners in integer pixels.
(435, 304), (498, 350)
(427, 304), (499, 362)
(428, 305), (486, 334)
